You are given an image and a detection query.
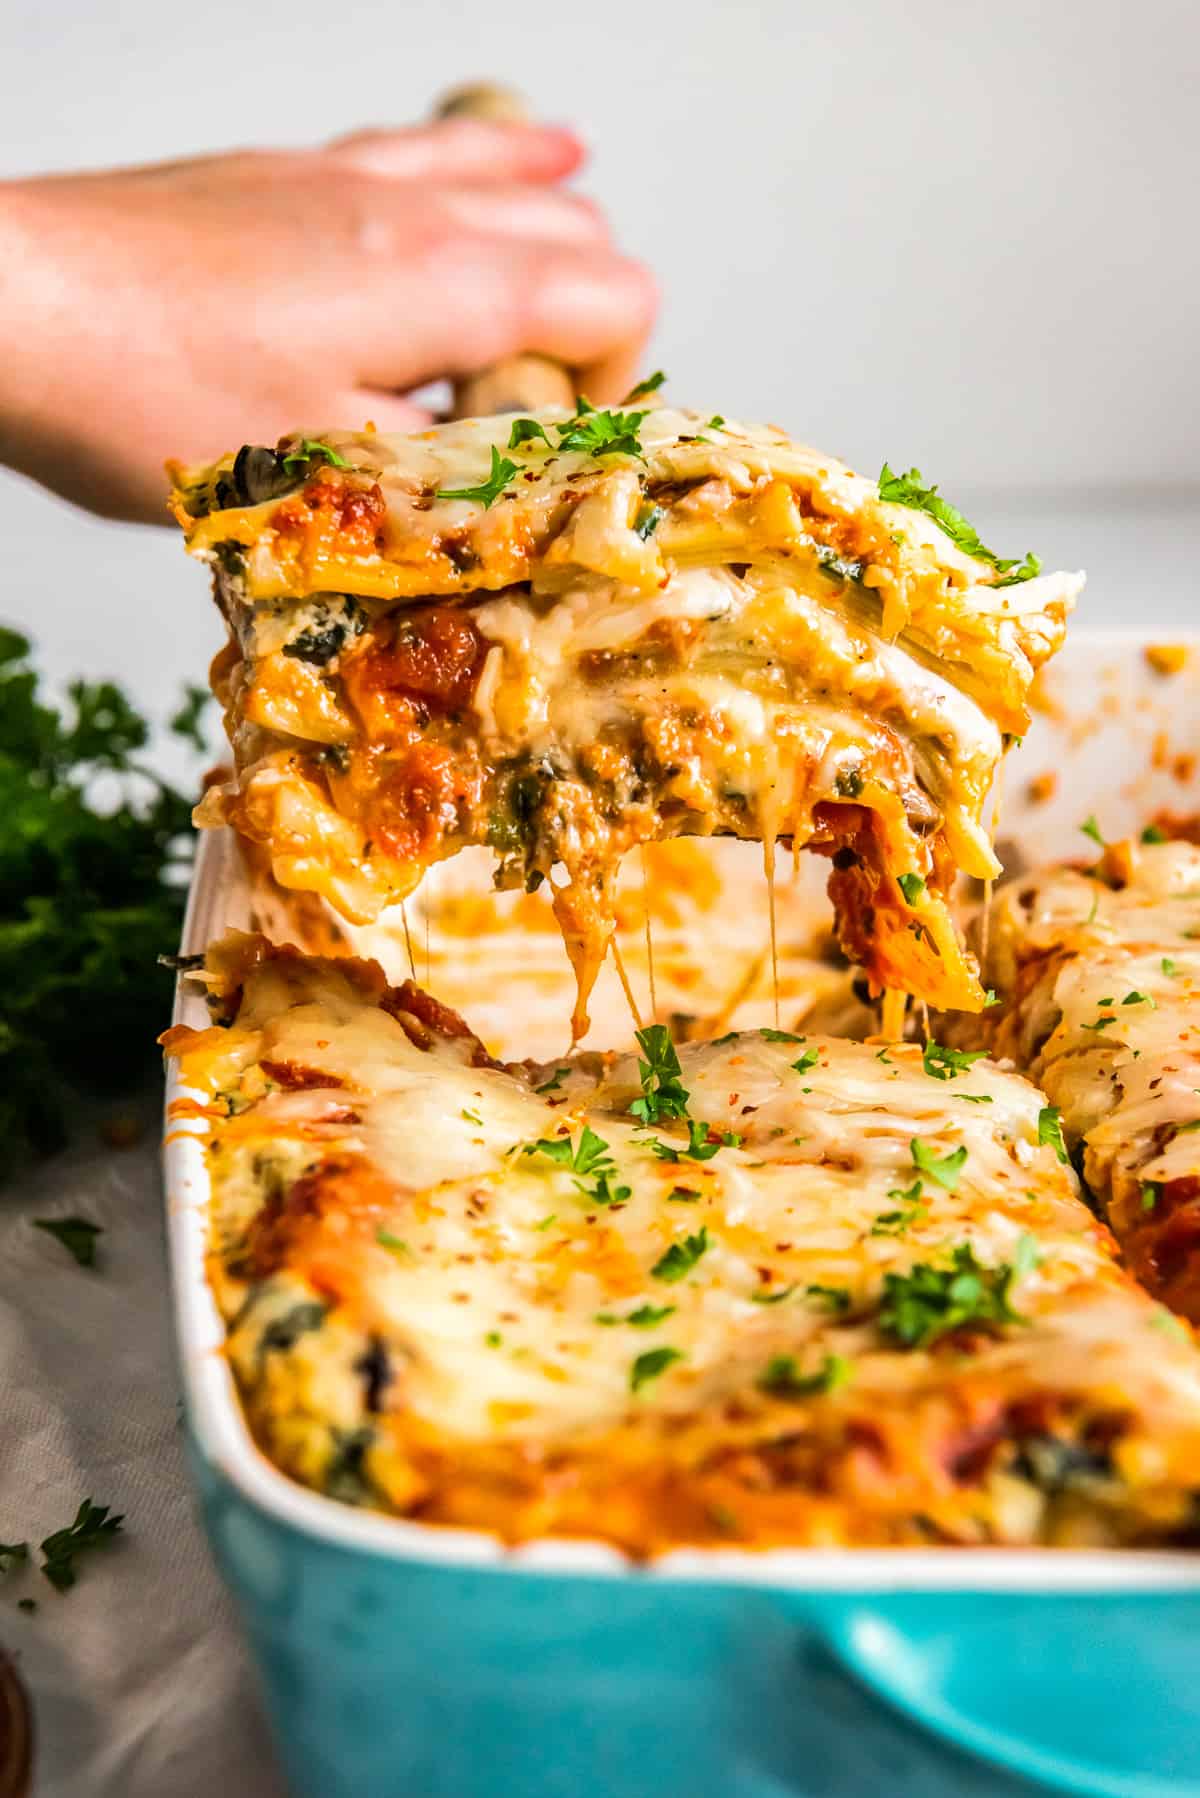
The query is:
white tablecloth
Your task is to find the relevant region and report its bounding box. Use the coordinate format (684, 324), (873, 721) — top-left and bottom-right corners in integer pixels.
(1, 1085), (1044, 1798)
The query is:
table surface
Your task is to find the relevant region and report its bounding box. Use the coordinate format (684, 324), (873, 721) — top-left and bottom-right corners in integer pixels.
(5, 486), (1197, 1795)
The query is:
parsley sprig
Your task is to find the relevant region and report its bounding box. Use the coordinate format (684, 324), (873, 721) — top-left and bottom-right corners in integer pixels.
(506, 395), (652, 466)
(524, 1126), (631, 1207)
(922, 1041), (986, 1081)
(33, 1215), (103, 1268)
(281, 438), (349, 475)
(878, 1242), (1031, 1348)
(630, 1025), (690, 1125)
(878, 464), (1040, 584)
(910, 1138), (968, 1191)
(648, 1119), (740, 1163)
(757, 1353), (851, 1398)
(651, 1227), (709, 1283)
(0, 629), (206, 1180)
(630, 1345), (683, 1392)
(1037, 1106), (1070, 1165)
(436, 444), (520, 509)
(39, 1498), (124, 1592)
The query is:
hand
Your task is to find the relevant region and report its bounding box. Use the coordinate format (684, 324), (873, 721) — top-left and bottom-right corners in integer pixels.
(0, 120), (657, 522)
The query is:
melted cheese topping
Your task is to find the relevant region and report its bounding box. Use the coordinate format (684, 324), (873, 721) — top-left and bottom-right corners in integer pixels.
(973, 840), (1200, 1318)
(167, 936), (1200, 1552)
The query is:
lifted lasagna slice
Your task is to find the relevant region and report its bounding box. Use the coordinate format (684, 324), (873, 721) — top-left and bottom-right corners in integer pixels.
(966, 836), (1200, 1321)
(172, 405), (1081, 1037)
(165, 935), (1200, 1551)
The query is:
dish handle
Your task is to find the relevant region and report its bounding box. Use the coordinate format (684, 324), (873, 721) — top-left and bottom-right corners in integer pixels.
(808, 1589), (1200, 1798)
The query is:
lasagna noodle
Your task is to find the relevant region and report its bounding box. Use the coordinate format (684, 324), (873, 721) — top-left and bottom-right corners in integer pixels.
(165, 934), (1200, 1552)
(962, 838), (1200, 1321)
(173, 409), (1082, 1037)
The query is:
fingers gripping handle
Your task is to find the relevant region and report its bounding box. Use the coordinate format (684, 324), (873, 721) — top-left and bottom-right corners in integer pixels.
(434, 83), (577, 420)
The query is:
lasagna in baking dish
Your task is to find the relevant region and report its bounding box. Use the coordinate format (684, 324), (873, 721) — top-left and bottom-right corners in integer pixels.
(165, 933), (1200, 1552)
(966, 835), (1200, 1323)
(171, 403), (1081, 1037)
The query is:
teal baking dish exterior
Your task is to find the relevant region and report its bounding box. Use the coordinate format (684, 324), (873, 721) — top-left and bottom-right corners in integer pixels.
(186, 1418), (1200, 1798)
(167, 638), (1200, 1798)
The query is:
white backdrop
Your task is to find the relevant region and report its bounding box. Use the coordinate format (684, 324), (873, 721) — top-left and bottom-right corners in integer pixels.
(2, 0), (1198, 712)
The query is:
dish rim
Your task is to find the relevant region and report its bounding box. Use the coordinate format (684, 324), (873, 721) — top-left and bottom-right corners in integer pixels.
(165, 633), (1200, 1591)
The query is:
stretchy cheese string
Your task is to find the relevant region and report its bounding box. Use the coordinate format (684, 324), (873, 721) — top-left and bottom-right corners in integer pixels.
(640, 845), (659, 1024)
(424, 870), (433, 987)
(400, 902), (417, 983)
(610, 936), (643, 1032)
(979, 759), (1007, 974)
(880, 988), (907, 1040)
(763, 827), (781, 1030)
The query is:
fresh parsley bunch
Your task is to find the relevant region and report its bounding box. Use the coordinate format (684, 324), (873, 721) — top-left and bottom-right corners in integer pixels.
(0, 627), (208, 1178)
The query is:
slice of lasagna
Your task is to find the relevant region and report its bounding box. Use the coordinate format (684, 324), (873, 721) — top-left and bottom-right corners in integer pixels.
(165, 934), (1200, 1551)
(966, 835), (1200, 1321)
(171, 404), (1081, 1037)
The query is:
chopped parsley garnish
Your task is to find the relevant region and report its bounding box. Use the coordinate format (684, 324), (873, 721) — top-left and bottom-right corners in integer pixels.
(878, 1244), (1025, 1349)
(599, 1303), (677, 1329)
(630, 1025), (690, 1124)
(0, 1541), (29, 1573)
(630, 1345), (684, 1392)
(507, 417), (553, 451)
(922, 1041), (986, 1081)
(1163, 957), (1179, 977)
(1037, 1106), (1069, 1165)
(535, 1066), (571, 1095)
(555, 397), (650, 460)
(484, 1331), (503, 1348)
(760, 1027), (806, 1044)
(39, 1498), (124, 1592)
(835, 765), (864, 798)
(624, 370), (666, 402)
(910, 1138), (968, 1191)
(376, 1230), (412, 1258)
(650, 1228), (709, 1283)
(1080, 815), (1106, 848)
(1141, 1182), (1161, 1212)
(875, 1047), (893, 1064)
(1122, 990), (1155, 1008)
(791, 1048), (819, 1075)
(281, 438), (349, 474)
(806, 1282), (851, 1313)
(1081, 1015), (1116, 1032)
(524, 1126), (630, 1207)
(461, 1108), (483, 1126)
(897, 872), (926, 906)
(870, 1179), (928, 1236)
(757, 1353), (851, 1399)
(877, 464), (1039, 583)
(750, 1284), (796, 1305)
(32, 1215), (102, 1268)
(1142, 824), (1168, 844)
(436, 444), (520, 508)
(667, 1185), (700, 1202)
(649, 1120), (740, 1163)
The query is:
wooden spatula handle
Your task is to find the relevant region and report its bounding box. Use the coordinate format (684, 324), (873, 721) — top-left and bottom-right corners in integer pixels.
(434, 84), (577, 420)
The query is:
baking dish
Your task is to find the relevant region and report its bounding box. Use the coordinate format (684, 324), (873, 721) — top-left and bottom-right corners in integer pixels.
(164, 633), (1200, 1798)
